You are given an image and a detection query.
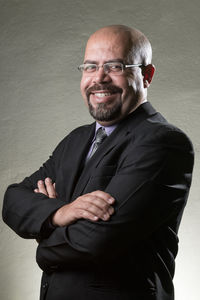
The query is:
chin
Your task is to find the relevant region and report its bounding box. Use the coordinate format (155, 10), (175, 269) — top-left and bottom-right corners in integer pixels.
(88, 101), (122, 122)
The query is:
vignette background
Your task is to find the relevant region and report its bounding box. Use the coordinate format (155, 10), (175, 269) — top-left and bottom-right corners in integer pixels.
(0, 0), (199, 299)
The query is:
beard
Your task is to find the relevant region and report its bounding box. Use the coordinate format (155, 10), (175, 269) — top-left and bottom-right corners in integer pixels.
(88, 98), (122, 122)
(86, 84), (123, 122)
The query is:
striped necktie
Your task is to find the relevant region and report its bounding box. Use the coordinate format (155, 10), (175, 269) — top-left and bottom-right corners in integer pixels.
(88, 127), (107, 160)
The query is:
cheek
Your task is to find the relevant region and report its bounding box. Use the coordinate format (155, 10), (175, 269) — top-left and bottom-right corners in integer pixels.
(80, 77), (89, 96)
(124, 72), (136, 87)
(80, 77), (92, 106)
(127, 76), (135, 87)
(126, 75), (143, 93)
(112, 77), (128, 93)
(118, 77), (135, 96)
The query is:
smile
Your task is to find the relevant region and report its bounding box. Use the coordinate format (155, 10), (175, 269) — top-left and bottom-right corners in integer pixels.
(90, 91), (118, 103)
(94, 92), (112, 97)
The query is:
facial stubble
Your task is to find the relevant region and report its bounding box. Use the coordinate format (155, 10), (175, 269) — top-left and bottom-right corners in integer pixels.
(87, 96), (123, 122)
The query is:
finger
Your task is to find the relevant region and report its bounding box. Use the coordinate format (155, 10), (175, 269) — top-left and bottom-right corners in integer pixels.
(82, 194), (114, 216)
(34, 188), (39, 193)
(53, 182), (58, 197)
(108, 206), (114, 215)
(91, 197), (114, 216)
(85, 202), (110, 220)
(90, 190), (115, 204)
(79, 209), (99, 222)
(37, 180), (48, 196)
(75, 199), (111, 221)
(45, 177), (56, 198)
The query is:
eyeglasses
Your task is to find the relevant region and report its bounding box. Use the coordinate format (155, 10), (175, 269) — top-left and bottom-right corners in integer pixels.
(78, 62), (143, 76)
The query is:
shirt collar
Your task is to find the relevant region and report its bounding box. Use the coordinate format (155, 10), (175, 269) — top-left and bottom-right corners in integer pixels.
(95, 122), (117, 137)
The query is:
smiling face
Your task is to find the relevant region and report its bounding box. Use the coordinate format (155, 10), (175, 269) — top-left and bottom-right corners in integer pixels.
(80, 27), (150, 126)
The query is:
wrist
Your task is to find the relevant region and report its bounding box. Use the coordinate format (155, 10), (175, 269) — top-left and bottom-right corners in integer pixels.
(51, 204), (74, 227)
(51, 210), (60, 227)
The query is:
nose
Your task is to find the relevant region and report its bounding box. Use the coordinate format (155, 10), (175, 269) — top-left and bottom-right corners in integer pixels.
(93, 66), (112, 84)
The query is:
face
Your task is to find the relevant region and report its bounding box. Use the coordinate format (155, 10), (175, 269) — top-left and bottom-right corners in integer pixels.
(80, 30), (145, 126)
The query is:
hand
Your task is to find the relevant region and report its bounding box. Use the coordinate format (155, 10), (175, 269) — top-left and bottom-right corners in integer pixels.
(52, 190), (115, 227)
(34, 178), (57, 198)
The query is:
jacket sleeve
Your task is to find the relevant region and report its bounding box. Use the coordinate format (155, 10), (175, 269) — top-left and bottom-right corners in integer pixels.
(2, 137), (68, 240)
(36, 129), (194, 273)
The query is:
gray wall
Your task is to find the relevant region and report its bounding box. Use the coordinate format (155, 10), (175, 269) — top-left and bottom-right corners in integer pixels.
(0, 0), (199, 299)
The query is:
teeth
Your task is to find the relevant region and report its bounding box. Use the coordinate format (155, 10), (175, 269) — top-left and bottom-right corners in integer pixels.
(95, 93), (112, 97)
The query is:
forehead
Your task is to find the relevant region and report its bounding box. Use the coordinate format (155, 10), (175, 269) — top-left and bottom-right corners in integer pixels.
(84, 32), (131, 62)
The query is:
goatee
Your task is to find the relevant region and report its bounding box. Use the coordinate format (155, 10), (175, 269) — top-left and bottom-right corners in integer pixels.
(86, 83), (123, 121)
(88, 100), (122, 121)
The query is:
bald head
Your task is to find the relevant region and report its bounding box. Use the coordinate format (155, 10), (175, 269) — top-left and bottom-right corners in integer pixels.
(81, 25), (155, 125)
(86, 25), (152, 65)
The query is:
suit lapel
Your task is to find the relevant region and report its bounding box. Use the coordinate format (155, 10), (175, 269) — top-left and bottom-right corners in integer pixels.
(63, 123), (95, 201)
(71, 102), (157, 201)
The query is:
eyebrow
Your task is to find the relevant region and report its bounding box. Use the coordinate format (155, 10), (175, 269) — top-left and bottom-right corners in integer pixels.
(83, 58), (124, 64)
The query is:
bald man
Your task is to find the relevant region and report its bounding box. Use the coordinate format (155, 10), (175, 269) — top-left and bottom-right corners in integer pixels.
(3, 25), (194, 300)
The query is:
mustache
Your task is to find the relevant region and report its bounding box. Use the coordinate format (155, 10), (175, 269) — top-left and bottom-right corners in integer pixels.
(86, 84), (123, 98)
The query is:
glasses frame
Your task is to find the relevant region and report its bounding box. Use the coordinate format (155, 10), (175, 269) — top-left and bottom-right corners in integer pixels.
(78, 62), (143, 75)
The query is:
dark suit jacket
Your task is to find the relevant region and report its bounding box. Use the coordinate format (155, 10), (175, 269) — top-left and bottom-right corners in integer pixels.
(3, 102), (194, 300)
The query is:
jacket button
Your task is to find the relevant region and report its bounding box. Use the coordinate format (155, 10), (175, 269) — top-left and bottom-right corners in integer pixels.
(42, 282), (48, 289)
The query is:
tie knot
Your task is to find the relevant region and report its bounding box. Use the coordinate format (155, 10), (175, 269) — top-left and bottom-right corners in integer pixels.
(86, 127), (107, 161)
(95, 127), (107, 144)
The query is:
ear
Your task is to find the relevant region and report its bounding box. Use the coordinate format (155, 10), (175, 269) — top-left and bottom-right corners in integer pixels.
(142, 64), (155, 88)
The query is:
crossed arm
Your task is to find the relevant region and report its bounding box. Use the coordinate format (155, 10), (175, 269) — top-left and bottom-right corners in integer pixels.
(34, 177), (115, 226)
(3, 129), (194, 273)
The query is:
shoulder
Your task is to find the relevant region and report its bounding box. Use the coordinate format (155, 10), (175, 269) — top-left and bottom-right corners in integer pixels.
(68, 123), (94, 138)
(52, 123), (94, 155)
(136, 111), (193, 152)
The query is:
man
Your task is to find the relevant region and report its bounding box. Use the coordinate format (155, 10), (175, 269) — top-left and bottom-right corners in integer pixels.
(3, 25), (194, 300)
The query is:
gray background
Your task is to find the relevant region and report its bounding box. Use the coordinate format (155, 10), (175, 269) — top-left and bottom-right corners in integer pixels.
(0, 0), (199, 299)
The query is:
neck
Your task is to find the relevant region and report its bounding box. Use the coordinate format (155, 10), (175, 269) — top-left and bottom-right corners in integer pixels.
(96, 99), (147, 126)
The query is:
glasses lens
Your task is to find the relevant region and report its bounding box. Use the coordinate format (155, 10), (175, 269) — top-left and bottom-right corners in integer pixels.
(105, 62), (123, 74)
(78, 63), (124, 75)
(81, 64), (97, 73)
